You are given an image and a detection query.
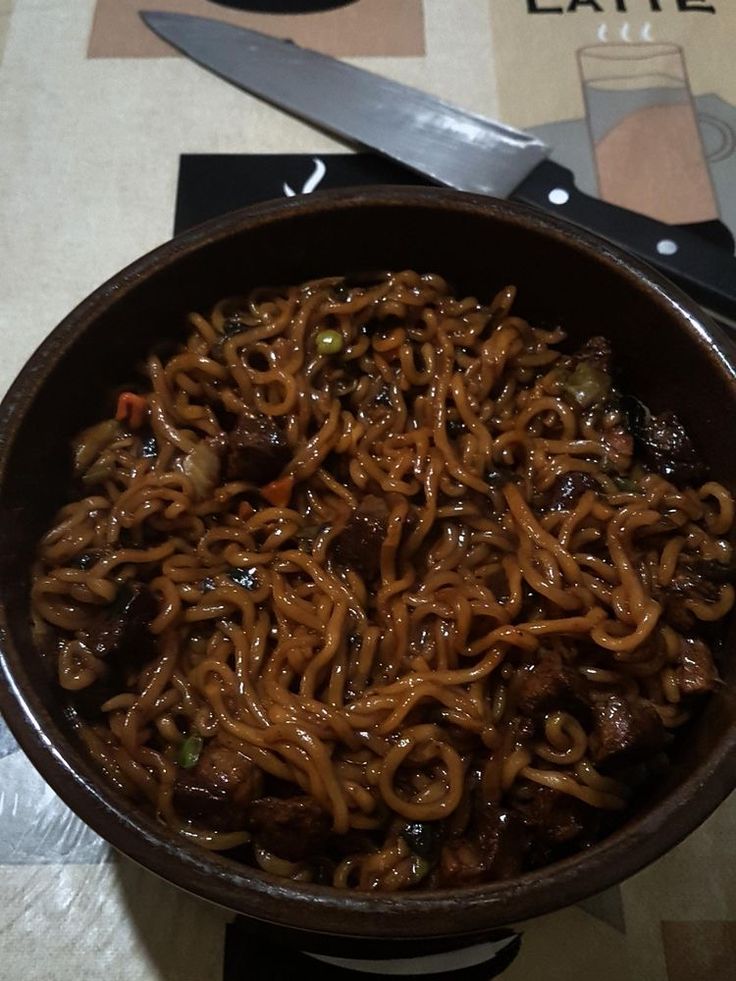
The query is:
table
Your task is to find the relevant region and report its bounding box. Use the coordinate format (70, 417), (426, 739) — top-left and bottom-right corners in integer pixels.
(1, 3), (735, 979)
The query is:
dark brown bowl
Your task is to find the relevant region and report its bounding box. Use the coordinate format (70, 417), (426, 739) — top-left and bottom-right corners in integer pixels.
(1, 188), (735, 952)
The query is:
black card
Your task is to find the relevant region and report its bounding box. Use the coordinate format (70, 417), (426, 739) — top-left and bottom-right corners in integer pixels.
(223, 919), (522, 981)
(175, 152), (430, 234)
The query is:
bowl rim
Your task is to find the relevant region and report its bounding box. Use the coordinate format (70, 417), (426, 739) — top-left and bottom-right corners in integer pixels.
(1, 185), (735, 941)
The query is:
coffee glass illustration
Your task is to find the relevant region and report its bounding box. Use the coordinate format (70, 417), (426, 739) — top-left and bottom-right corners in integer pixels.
(579, 44), (733, 225)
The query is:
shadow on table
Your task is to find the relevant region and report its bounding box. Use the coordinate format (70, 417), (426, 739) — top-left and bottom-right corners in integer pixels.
(113, 852), (231, 981)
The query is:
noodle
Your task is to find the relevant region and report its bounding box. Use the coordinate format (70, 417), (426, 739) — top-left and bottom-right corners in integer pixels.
(31, 271), (734, 892)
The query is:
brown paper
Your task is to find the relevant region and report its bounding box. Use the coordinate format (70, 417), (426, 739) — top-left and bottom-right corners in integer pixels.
(89, 0), (425, 59)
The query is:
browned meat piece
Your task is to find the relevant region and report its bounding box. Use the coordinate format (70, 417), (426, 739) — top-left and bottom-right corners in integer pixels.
(634, 410), (705, 488)
(676, 637), (718, 695)
(173, 741), (262, 832)
(436, 839), (488, 887)
(436, 806), (525, 887)
(602, 427), (634, 472)
(590, 695), (666, 770)
(661, 558), (723, 631)
(517, 651), (590, 721)
(72, 584), (157, 720)
(512, 784), (589, 846)
(81, 584), (157, 665)
(330, 495), (389, 582)
(225, 410), (290, 484)
(572, 336), (612, 375)
(548, 471), (599, 511)
(443, 723), (479, 755)
(510, 781), (605, 868)
(475, 804), (526, 880)
(686, 557), (736, 584)
(246, 796), (331, 862)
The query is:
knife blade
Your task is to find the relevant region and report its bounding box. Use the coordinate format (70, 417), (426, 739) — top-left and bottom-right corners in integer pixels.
(142, 11), (736, 329)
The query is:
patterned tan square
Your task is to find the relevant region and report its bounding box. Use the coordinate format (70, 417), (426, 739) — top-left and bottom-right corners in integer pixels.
(661, 921), (736, 981)
(488, 1), (736, 127)
(89, 0), (425, 59)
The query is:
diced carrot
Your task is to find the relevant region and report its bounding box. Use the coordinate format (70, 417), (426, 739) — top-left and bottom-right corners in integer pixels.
(115, 392), (148, 429)
(260, 474), (295, 508)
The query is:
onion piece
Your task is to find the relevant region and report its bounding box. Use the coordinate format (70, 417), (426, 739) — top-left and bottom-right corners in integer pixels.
(73, 419), (122, 474)
(182, 439), (221, 501)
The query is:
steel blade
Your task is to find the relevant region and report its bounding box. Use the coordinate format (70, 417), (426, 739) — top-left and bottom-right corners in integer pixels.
(141, 11), (549, 198)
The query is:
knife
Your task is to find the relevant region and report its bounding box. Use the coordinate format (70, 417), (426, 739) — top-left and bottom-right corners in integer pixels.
(141, 11), (736, 329)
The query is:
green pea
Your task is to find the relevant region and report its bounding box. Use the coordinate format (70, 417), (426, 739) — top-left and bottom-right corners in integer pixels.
(316, 328), (344, 355)
(178, 733), (203, 769)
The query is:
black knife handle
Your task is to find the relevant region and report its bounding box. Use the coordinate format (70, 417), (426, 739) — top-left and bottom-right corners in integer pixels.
(513, 160), (736, 329)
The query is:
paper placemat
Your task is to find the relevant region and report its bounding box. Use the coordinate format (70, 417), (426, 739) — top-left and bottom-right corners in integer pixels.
(1, 2), (734, 978)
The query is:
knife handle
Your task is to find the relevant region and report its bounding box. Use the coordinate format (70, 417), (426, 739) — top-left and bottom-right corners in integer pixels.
(513, 160), (736, 330)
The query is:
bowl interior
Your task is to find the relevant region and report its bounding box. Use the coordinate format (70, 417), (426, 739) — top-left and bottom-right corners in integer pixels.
(1, 189), (735, 945)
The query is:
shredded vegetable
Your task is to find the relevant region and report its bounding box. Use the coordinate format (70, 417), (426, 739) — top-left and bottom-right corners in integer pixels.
(178, 733), (203, 769)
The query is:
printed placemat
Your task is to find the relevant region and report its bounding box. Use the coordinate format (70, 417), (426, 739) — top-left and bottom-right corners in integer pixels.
(489, 1), (736, 233)
(1, 1), (736, 979)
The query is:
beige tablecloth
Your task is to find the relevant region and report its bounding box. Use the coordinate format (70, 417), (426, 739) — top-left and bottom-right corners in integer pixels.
(1, 2), (735, 979)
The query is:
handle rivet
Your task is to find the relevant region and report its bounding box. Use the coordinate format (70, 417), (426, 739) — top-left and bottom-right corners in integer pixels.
(548, 188), (570, 206)
(657, 239), (679, 256)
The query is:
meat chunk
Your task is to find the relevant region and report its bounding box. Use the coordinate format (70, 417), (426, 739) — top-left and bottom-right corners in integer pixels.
(81, 584), (157, 665)
(475, 804), (526, 880)
(548, 471), (599, 511)
(686, 557), (736, 584)
(634, 410), (705, 488)
(602, 427), (634, 472)
(676, 636), (718, 696)
(512, 784), (590, 846)
(436, 806), (525, 887)
(71, 583), (157, 720)
(173, 741), (262, 832)
(330, 495), (389, 582)
(621, 396), (705, 487)
(225, 410), (290, 484)
(436, 839), (488, 887)
(246, 795), (331, 862)
(661, 558), (723, 631)
(517, 651), (590, 722)
(590, 695), (666, 770)
(510, 782), (603, 868)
